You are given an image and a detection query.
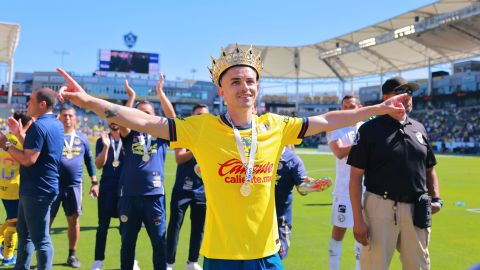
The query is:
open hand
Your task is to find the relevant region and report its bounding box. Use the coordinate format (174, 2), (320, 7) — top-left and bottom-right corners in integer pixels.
(7, 117), (23, 137)
(155, 73), (165, 96)
(125, 80), (136, 98)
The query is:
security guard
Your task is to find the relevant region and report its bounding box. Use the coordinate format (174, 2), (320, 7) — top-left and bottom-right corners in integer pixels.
(348, 76), (443, 270)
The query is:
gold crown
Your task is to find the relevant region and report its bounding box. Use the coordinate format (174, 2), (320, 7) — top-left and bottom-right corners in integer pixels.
(209, 45), (263, 87)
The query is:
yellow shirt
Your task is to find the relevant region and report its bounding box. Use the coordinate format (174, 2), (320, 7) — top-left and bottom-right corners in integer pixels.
(170, 113), (306, 259)
(0, 133), (22, 200)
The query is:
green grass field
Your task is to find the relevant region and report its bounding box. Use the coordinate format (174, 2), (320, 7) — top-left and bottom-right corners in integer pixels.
(1, 150), (479, 269)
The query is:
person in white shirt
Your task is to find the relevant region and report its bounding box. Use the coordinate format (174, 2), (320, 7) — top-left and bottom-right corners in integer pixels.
(327, 95), (363, 270)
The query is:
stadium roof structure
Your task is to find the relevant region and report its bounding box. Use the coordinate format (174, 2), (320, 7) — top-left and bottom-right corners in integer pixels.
(230, 0), (480, 81)
(0, 22), (20, 64)
(0, 22), (21, 104)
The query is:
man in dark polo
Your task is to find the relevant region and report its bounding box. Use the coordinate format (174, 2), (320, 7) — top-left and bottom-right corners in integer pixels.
(348, 76), (442, 270)
(0, 87), (64, 270)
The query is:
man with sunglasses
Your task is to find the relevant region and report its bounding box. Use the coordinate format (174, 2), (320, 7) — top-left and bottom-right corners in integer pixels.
(348, 76), (442, 270)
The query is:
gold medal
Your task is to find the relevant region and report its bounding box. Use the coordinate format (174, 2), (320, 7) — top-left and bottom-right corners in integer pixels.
(142, 154), (150, 162)
(240, 182), (252, 197)
(112, 160), (120, 167)
(66, 152), (73, 159)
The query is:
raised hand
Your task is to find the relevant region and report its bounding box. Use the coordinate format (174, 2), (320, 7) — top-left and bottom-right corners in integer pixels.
(379, 93), (409, 120)
(7, 117), (23, 137)
(155, 73), (165, 96)
(125, 80), (136, 98)
(57, 68), (91, 108)
(100, 131), (111, 147)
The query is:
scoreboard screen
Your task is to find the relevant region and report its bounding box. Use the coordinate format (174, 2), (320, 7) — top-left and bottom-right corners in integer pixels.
(99, 50), (159, 75)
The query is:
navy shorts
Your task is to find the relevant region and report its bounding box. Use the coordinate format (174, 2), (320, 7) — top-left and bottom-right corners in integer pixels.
(204, 253), (283, 270)
(2, 199), (19, 220)
(51, 185), (82, 217)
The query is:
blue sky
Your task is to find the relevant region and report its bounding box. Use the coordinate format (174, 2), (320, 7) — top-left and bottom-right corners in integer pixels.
(3, 0), (435, 83)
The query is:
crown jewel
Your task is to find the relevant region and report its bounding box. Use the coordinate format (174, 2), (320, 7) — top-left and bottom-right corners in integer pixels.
(209, 45), (263, 86)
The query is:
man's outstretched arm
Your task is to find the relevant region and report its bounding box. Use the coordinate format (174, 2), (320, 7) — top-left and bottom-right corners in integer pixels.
(305, 94), (409, 136)
(57, 68), (171, 140)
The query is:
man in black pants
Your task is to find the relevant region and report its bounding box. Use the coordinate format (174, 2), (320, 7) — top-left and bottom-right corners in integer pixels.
(166, 104), (209, 270)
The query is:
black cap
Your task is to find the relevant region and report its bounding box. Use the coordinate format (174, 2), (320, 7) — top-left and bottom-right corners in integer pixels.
(382, 76), (419, 94)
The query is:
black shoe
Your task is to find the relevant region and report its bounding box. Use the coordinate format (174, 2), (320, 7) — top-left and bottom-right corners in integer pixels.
(66, 255), (82, 268)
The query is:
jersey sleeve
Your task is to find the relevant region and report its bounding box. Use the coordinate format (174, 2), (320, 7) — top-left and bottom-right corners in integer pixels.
(83, 135), (96, 177)
(6, 133), (22, 151)
(421, 128), (437, 168)
(291, 154), (307, 186)
(327, 128), (342, 144)
(277, 115), (308, 146)
(23, 123), (44, 152)
(168, 116), (206, 151)
(95, 138), (103, 157)
(346, 125), (369, 169)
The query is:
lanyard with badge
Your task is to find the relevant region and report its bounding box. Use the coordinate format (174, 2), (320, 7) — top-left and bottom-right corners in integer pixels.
(225, 112), (257, 197)
(138, 133), (152, 162)
(110, 135), (122, 168)
(64, 130), (76, 159)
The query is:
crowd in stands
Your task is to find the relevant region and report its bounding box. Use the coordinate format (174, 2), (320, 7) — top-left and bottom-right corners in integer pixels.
(410, 106), (480, 154)
(2, 106), (479, 154)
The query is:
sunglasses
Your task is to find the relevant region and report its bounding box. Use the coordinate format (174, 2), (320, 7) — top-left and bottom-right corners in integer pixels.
(394, 87), (413, 96)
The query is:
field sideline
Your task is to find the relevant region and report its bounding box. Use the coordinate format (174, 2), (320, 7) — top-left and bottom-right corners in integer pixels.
(1, 149), (479, 269)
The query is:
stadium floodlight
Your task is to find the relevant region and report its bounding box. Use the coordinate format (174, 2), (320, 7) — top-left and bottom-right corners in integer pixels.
(319, 48), (342, 59)
(394, 25), (416, 38)
(358, 38), (376, 48)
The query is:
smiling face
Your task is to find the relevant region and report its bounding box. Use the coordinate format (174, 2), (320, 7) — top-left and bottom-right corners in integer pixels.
(218, 66), (259, 111)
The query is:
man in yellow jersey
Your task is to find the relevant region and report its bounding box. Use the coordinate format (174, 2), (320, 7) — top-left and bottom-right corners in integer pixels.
(0, 112), (33, 266)
(56, 45), (409, 270)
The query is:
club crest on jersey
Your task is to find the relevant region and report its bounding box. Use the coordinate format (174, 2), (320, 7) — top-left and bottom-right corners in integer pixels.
(120, 215), (128, 223)
(416, 132), (425, 144)
(74, 138), (81, 145)
(194, 164), (202, 179)
(353, 132), (360, 145)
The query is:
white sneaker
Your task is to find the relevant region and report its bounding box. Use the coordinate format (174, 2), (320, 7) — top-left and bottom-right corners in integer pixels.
(186, 261), (203, 270)
(133, 260), (141, 270)
(91, 260), (103, 270)
(167, 263), (174, 270)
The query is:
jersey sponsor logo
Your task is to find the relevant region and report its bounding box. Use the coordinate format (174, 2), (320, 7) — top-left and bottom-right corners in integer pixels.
(338, 204), (346, 213)
(416, 132), (425, 144)
(131, 141), (158, 155)
(218, 158), (274, 184)
(352, 131), (360, 145)
(62, 146), (82, 157)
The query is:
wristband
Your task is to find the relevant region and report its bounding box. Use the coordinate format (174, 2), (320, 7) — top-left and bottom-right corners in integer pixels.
(431, 197), (443, 208)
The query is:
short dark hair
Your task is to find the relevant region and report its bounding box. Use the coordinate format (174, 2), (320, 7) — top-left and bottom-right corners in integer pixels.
(60, 103), (76, 113)
(192, 103), (208, 113)
(218, 65), (259, 87)
(341, 94), (360, 105)
(135, 100), (154, 109)
(13, 111), (32, 126)
(34, 87), (57, 109)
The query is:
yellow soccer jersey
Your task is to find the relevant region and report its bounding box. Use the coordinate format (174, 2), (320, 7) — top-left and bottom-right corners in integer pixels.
(0, 133), (22, 200)
(169, 113), (308, 260)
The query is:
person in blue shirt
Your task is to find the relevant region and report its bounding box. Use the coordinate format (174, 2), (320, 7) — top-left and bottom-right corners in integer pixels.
(50, 105), (96, 268)
(117, 74), (175, 270)
(0, 87), (64, 270)
(275, 146), (332, 260)
(91, 80), (136, 270)
(166, 104), (209, 270)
